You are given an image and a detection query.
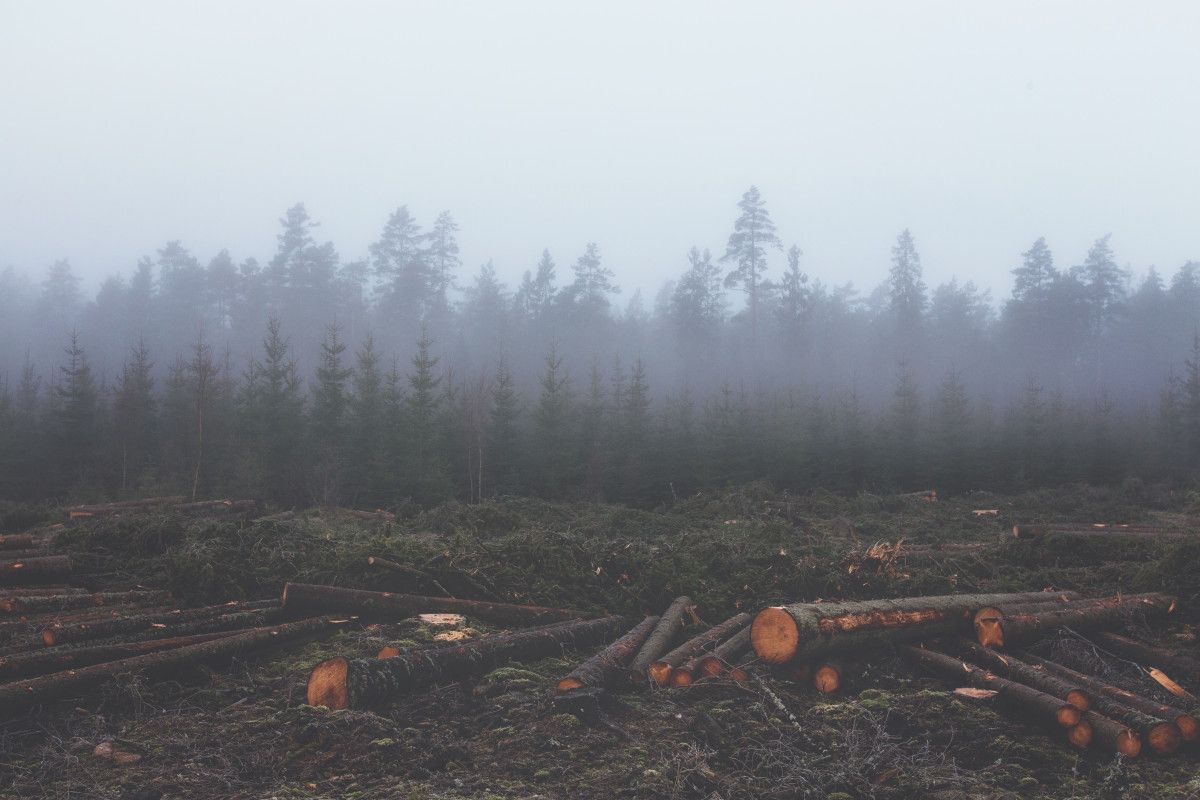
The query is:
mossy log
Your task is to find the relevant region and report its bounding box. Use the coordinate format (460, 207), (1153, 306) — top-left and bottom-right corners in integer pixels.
(1023, 652), (1195, 748)
(280, 582), (581, 627)
(753, 591), (1077, 664)
(1, 590), (171, 615)
(627, 596), (696, 683)
(696, 626), (752, 678)
(0, 556), (71, 586)
(556, 615), (659, 693)
(976, 593), (1176, 649)
(0, 616), (343, 716)
(960, 642), (1090, 710)
(1095, 632), (1200, 680)
(647, 612), (752, 687)
(42, 599), (279, 646)
(0, 630), (235, 681)
(903, 645), (1081, 728)
(310, 615), (625, 709)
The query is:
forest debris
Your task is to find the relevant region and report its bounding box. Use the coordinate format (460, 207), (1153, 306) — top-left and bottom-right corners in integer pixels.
(92, 741), (142, 765)
(972, 509), (999, 516)
(1095, 631), (1200, 682)
(418, 613), (465, 627)
(41, 599), (280, 646)
(1148, 668), (1193, 700)
(953, 687), (998, 700)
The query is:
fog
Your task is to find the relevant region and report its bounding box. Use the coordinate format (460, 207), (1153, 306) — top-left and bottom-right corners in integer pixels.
(3, 3), (1200, 506)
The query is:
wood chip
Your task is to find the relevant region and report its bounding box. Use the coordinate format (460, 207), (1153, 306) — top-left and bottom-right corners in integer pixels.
(1149, 668), (1195, 699)
(953, 687), (999, 700)
(418, 613), (466, 627)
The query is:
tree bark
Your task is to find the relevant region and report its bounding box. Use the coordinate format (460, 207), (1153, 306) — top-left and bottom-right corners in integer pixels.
(903, 645), (1081, 728)
(42, 599), (279, 646)
(1094, 631), (1200, 681)
(0, 534), (40, 551)
(647, 612), (752, 687)
(753, 591), (1079, 664)
(0, 556), (71, 586)
(280, 582), (581, 627)
(310, 615), (626, 709)
(977, 593), (1175, 649)
(0, 630), (236, 681)
(627, 596), (696, 683)
(696, 626), (752, 679)
(556, 615), (659, 693)
(1, 590), (170, 615)
(0, 616), (344, 716)
(959, 642), (1090, 710)
(1022, 652), (1196, 746)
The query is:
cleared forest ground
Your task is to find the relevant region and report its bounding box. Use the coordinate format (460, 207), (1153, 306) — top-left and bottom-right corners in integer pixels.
(3, 482), (1200, 799)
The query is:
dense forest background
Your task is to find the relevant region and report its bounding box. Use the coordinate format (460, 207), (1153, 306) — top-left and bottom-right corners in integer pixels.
(3, 186), (1200, 507)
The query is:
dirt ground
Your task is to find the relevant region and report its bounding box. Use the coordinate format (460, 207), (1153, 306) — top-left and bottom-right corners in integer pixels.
(3, 483), (1200, 799)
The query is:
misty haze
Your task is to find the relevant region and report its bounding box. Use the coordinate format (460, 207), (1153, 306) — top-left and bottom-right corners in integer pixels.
(3, 4), (1200, 799)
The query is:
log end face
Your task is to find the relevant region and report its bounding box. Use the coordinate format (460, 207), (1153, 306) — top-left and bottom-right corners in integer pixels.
(1117, 730), (1142, 758)
(671, 669), (693, 688)
(377, 646), (400, 659)
(728, 667), (749, 682)
(555, 677), (584, 694)
(647, 662), (673, 688)
(1176, 714), (1198, 742)
(1066, 690), (1090, 711)
(307, 656), (350, 709)
(1148, 723), (1182, 755)
(1068, 721), (1092, 749)
(813, 664), (841, 694)
(751, 607), (799, 665)
(975, 616), (1004, 649)
(697, 657), (723, 678)
(1056, 705), (1081, 728)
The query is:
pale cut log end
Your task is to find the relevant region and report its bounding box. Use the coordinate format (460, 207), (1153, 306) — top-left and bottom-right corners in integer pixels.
(813, 664), (840, 694)
(308, 656), (350, 709)
(647, 661), (673, 688)
(1148, 722), (1182, 755)
(696, 656), (723, 678)
(1177, 714), (1198, 742)
(1066, 689), (1090, 711)
(975, 614), (1004, 649)
(728, 667), (750, 682)
(377, 646), (400, 659)
(556, 677), (585, 693)
(1117, 730), (1142, 757)
(751, 607), (798, 665)
(1056, 705), (1081, 728)
(671, 669), (693, 687)
(1068, 721), (1092, 748)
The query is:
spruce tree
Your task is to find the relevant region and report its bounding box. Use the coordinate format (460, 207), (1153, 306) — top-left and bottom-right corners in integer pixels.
(488, 359), (521, 496)
(52, 331), (99, 492)
(112, 340), (156, 494)
(403, 328), (452, 505)
(311, 325), (353, 503)
(532, 347), (573, 497)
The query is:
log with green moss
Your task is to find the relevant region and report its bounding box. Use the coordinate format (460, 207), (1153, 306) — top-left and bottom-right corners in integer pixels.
(0, 616), (344, 716)
(626, 596), (696, 684)
(0, 556), (71, 586)
(976, 593), (1176, 649)
(280, 582), (581, 627)
(556, 615), (658, 692)
(959, 641), (1090, 710)
(1022, 652), (1194, 749)
(752, 591), (1078, 664)
(903, 645), (1082, 728)
(310, 615), (625, 709)
(42, 599), (279, 646)
(647, 612), (752, 687)
(0, 630), (236, 681)
(1, 590), (171, 615)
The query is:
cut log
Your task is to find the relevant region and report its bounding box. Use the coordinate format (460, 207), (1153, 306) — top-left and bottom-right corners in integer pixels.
(813, 658), (843, 693)
(753, 591), (1080, 665)
(0, 534), (41, 551)
(0, 630), (236, 681)
(42, 599), (279, 646)
(310, 615), (626, 709)
(337, 507), (397, 523)
(367, 557), (452, 597)
(64, 496), (184, 518)
(1080, 710), (1142, 757)
(0, 587), (86, 598)
(1, 590), (171, 615)
(556, 615), (659, 693)
(0, 556), (71, 585)
(647, 612), (752, 687)
(627, 596), (696, 683)
(959, 642), (1090, 710)
(173, 499), (258, 515)
(0, 616), (344, 716)
(1022, 653), (1196, 746)
(903, 645), (1081, 728)
(697, 627), (752, 678)
(1013, 524), (1183, 541)
(1067, 720), (1093, 748)
(975, 594), (1176, 649)
(0, 549), (54, 561)
(1095, 632), (1200, 681)
(280, 582), (581, 627)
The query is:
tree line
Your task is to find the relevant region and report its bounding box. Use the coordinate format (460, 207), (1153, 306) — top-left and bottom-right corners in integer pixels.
(2, 187), (1200, 506)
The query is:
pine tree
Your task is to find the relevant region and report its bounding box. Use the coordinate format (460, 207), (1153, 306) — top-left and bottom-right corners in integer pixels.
(425, 210), (461, 313)
(887, 362), (921, 489)
(1079, 234), (1126, 332)
(347, 335), (391, 505)
(371, 206), (427, 322)
(1182, 331), (1200, 469)
(777, 243), (809, 346)
(567, 243), (619, 315)
(244, 319), (304, 502)
(889, 229), (927, 347)
(721, 186), (782, 340)
(112, 340), (156, 495)
(1012, 237), (1057, 302)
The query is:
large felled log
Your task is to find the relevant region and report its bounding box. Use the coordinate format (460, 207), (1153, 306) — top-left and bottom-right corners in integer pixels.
(647, 612), (752, 687)
(904, 645), (1081, 728)
(280, 582), (581, 627)
(1, 590), (170, 615)
(0, 534), (41, 551)
(42, 599), (279, 646)
(696, 626), (752, 678)
(1023, 652), (1196, 746)
(65, 496), (185, 519)
(960, 642), (1089, 710)
(0, 616), (344, 715)
(975, 593), (1176, 649)
(557, 615), (659, 693)
(753, 591), (1078, 665)
(627, 596), (696, 683)
(310, 615), (625, 709)
(1095, 632), (1200, 681)
(0, 630), (236, 681)
(0, 555), (71, 586)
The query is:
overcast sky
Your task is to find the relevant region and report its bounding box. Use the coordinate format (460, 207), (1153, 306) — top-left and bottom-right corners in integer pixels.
(2, 2), (1198, 301)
